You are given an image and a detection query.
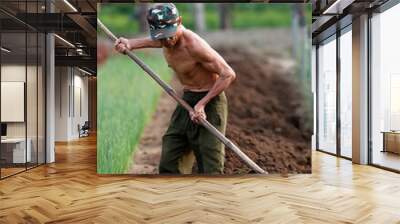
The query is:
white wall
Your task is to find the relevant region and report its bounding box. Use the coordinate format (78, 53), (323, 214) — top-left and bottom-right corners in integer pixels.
(1, 65), (26, 133)
(72, 72), (89, 138)
(55, 66), (70, 141)
(1, 65), (26, 143)
(54, 67), (89, 141)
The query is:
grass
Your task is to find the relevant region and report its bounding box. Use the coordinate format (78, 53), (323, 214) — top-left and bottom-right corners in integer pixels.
(232, 5), (292, 28)
(99, 13), (138, 36)
(97, 50), (172, 174)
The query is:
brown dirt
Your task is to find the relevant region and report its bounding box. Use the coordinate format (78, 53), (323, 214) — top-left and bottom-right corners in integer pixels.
(128, 47), (311, 175)
(219, 47), (311, 174)
(128, 79), (179, 174)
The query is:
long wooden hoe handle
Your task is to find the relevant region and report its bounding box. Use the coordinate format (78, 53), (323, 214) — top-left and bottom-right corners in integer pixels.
(97, 19), (267, 174)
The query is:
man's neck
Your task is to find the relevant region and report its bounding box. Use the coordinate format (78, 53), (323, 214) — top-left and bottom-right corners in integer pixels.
(172, 27), (185, 48)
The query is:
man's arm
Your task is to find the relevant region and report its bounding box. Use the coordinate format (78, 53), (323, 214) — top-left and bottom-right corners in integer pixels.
(187, 31), (236, 123)
(114, 37), (162, 53)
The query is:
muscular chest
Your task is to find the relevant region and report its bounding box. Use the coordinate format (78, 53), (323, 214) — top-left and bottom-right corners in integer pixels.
(163, 47), (199, 77)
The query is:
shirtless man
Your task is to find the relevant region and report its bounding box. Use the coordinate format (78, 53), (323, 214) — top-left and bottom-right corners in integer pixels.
(114, 3), (236, 174)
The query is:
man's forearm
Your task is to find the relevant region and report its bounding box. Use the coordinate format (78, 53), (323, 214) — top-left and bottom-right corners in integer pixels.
(128, 38), (161, 50)
(198, 73), (234, 107)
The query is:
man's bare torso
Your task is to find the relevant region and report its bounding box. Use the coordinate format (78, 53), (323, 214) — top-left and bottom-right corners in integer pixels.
(162, 29), (218, 92)
(115, 21), (235, 123)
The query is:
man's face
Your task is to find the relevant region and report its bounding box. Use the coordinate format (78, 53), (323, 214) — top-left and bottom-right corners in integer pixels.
(157, 17), (182, 48)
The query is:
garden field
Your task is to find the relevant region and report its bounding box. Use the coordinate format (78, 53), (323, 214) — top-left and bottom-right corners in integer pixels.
(97, 50), (172, 173)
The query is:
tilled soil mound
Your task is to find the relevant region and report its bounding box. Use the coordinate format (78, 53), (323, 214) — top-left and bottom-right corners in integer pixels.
(219, 47), (312, 174)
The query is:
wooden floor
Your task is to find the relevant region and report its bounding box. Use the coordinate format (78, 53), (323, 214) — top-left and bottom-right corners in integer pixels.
(0, 135), (400, 223)
(1, 167), (26, 178)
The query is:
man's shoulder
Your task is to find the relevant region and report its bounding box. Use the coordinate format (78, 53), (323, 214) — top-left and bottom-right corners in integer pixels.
(183, 28), (204, 46)
(182, 27), (196, 38)
(184, 29), (213, 57)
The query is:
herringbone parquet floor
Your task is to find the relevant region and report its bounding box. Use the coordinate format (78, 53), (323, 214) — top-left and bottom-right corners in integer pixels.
(1, 134), (400, 224)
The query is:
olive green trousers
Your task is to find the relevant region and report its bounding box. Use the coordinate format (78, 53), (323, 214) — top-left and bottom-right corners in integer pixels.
(159, 91), (227, 174)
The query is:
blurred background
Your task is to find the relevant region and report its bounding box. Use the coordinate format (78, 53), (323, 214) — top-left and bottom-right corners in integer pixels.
(99, 4), (310, 34)
(97, 3), (312, 174)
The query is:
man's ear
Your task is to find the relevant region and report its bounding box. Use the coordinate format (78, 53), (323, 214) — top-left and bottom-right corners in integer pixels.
(178, 16), (182, 25)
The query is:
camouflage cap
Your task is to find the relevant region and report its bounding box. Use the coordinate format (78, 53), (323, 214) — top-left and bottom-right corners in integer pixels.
(147, 3), (179, 40)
